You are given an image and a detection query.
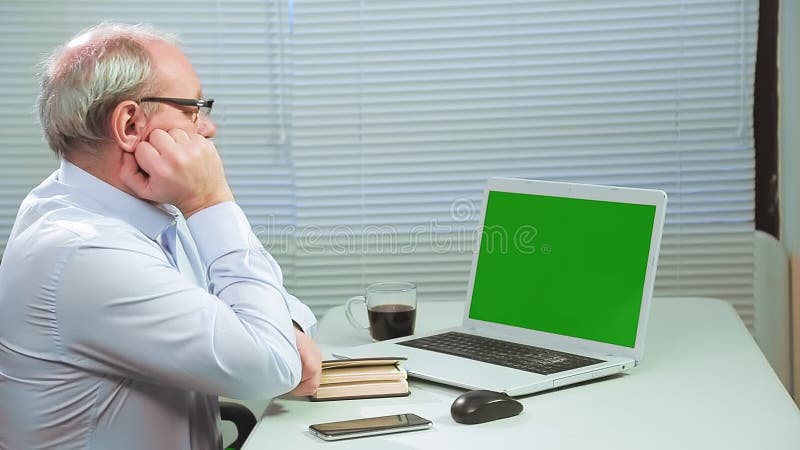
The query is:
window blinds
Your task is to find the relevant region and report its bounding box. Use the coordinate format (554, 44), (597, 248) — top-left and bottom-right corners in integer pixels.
(289, 0), (758, 323)
(0, 0), (298, 276)
(0, 1), (758, 324)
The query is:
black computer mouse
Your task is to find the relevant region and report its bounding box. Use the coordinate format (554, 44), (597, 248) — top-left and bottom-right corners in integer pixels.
(450, 389), (524, 425)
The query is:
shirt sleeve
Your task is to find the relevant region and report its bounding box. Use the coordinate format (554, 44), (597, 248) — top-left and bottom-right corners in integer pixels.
(187, 202), (318, 336)
(54, 202), (314, 399)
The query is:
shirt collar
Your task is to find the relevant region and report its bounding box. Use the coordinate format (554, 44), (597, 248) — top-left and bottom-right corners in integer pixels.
(57, 159), (176, 240)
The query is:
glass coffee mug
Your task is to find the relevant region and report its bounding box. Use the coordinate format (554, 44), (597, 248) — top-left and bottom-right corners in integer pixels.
(345, 282), (417, 341)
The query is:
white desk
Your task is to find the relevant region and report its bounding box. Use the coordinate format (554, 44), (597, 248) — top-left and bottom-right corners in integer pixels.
(242, 298), (800, 449)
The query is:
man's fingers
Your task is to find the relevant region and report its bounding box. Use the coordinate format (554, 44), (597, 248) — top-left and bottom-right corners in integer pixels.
(302, 359), (322, 390)
(289, 379), (318, 397)
(291, 359), (322, 396)
(146, 129), (172, 151)
(287, 329), (322, 397)
(119, 152), (149, 197)
(167, 128), (190, 145)
(132, 141), (164, 179)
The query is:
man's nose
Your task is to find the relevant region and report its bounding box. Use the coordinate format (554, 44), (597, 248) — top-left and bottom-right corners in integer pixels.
(198, 116), (217, 138)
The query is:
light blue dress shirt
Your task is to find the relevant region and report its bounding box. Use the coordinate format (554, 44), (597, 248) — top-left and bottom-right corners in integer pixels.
(0, 160), (317, 450)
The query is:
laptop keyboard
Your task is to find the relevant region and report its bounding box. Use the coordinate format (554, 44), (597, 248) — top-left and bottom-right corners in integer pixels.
(398, 331), (604, 375)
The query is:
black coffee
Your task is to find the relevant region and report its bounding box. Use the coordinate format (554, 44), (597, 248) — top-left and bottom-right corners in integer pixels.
(367, 304), (416, 341)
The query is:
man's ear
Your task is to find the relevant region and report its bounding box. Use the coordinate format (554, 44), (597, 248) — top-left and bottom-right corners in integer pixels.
(110, 100), (146, 152)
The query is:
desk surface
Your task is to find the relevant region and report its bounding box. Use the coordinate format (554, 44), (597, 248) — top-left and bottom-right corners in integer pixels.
(243, 298), (800, 449)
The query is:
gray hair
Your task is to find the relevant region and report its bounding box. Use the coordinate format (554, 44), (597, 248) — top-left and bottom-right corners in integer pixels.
(37, 23), (177, 156)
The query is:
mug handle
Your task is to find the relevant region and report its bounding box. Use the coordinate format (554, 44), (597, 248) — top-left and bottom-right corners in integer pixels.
(345, 295), (370, 332)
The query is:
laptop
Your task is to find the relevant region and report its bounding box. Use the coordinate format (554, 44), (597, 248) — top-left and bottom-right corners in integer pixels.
(337, 177), (667, 397)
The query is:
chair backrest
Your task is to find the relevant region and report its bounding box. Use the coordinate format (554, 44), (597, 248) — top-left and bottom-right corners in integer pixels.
(220, 402), (257, 450)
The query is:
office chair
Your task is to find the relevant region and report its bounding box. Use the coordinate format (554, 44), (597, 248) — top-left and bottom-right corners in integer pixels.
(220, 402), (257, 450)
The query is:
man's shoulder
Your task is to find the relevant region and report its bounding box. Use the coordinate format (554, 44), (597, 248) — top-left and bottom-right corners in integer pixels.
(1, 197), (162, 290)
(11, 193), (156, 255)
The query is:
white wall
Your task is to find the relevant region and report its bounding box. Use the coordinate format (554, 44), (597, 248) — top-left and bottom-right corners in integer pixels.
(779, 0), (800, 248)
(778, 0), (800, 404)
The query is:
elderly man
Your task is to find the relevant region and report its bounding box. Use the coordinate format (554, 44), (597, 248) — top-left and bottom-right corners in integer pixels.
(0, 23), (321, 449)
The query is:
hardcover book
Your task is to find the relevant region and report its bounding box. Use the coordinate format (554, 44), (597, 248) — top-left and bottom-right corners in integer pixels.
(310, 357), (409, 401)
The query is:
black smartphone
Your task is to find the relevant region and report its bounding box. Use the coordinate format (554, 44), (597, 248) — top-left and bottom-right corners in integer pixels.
(308, 413), (432, 441)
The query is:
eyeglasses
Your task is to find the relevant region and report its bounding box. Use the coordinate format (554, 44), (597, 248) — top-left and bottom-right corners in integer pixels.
(139, 97), (214, 123)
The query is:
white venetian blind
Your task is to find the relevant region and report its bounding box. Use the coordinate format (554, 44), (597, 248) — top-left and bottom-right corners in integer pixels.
(0, 1), (759, 325)
(289, 0), (758, 323)
(0, 3), (64, 254)
(0, 0), (297, 277)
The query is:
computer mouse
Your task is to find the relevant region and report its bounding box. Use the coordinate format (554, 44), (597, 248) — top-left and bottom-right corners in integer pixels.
(450, 389), (524, 425)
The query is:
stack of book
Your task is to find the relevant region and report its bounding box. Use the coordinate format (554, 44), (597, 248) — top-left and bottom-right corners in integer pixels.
(311, 357), (410, 401)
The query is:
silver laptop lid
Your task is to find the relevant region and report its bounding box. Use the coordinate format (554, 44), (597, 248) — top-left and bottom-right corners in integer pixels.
(462, 177), (667, 361)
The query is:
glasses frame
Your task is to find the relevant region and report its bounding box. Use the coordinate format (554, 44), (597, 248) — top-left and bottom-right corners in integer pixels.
(139, 97), (214, 123)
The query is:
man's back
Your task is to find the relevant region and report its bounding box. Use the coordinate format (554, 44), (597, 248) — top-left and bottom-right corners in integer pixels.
(0, 166), (223, 449)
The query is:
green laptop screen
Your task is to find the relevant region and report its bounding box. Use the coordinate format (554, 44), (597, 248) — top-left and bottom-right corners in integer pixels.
(468, 190), (656, 348)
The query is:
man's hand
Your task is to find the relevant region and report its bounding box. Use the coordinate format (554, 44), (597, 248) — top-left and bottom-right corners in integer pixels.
(288, 328), (322, 396)
(120, 128), (234, 217)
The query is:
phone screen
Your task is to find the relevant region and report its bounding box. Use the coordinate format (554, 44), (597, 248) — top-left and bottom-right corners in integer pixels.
(309, 413), (432, 440)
